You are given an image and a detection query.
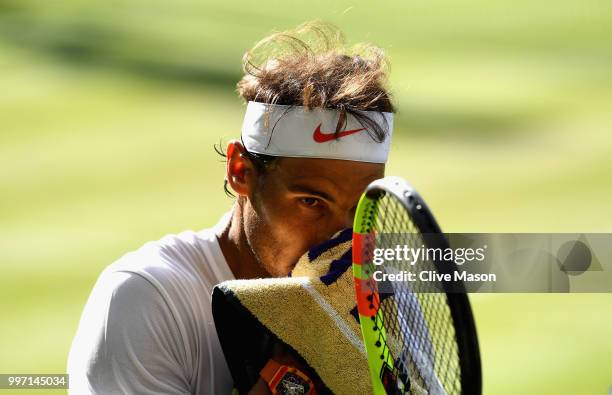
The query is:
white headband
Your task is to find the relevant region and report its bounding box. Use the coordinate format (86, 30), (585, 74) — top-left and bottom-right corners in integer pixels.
(241, 101), (393, 163)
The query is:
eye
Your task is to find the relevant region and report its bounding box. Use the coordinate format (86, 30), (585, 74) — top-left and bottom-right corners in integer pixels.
(299, 197), (322, 208)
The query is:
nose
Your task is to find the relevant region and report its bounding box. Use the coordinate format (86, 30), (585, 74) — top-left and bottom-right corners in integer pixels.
(327, 206), (356, 238)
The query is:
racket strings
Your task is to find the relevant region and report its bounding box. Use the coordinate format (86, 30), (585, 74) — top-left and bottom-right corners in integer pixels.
(367, 195), (416, 392)
(366, 193), (462, 395)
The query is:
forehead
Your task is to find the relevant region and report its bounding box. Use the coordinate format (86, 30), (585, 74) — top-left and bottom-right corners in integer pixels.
(273, 157), (385, 199)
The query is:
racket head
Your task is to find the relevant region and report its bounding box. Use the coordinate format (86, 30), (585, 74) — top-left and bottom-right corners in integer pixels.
(352, 176), (481, 395)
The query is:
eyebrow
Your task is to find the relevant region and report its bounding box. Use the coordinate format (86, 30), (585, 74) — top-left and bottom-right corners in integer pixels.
(287, 184), (336, 204)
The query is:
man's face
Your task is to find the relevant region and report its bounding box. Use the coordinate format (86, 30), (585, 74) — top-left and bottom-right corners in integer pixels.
(243, 157), (384, 276)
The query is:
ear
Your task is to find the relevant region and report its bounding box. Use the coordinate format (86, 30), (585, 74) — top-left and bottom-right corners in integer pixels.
(225, 140), (256, 197)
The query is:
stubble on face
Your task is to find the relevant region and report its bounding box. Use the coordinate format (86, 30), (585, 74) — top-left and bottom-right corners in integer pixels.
(241, 195), (291, 277)
(240, 157), (384, 277)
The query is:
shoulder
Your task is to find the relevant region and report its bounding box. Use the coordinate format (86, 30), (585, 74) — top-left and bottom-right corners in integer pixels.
(107, 227), (233, 301)
(68, 269), (193, 394)
(68, 226), (233, 394)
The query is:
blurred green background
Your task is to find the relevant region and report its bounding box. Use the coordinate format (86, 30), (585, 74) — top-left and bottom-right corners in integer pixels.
(1, 0), (611, 394)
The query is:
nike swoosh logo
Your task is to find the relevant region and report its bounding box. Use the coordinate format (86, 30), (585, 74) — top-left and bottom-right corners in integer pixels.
(312, 124), (366, 143)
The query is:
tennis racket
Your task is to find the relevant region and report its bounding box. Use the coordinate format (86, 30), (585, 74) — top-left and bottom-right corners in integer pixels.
(352, 176), (481, 395)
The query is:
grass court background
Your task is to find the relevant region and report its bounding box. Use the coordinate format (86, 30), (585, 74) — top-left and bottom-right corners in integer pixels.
(1, 1), (611, 393)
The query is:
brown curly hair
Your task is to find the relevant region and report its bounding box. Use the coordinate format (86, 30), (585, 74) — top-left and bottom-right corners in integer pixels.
(237, 21), (394, 142)
(219, 21), (395, 197)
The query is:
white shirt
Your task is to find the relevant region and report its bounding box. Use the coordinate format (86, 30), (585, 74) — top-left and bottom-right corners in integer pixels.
(67, 217), (235, 394)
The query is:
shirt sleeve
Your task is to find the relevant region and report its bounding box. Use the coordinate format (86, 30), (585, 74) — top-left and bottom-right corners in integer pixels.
(67, 270), (192, 395)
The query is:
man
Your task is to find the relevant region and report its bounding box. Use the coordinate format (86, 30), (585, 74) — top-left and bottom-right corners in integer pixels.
(67, 22), (395, 394)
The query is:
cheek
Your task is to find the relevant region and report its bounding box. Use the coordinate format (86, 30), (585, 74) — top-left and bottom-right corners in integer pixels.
(276, 219), (318, 253)
(263, 206), (316, 253)
(252, 197), (321, 262)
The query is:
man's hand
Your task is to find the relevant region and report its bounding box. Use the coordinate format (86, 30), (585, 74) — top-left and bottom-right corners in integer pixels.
(245, 230), (355, 395)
